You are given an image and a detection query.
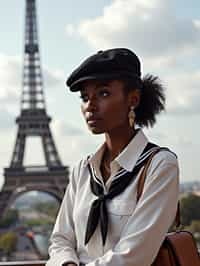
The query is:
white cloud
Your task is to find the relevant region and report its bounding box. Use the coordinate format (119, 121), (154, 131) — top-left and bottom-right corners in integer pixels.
(0, 54), (21, 101)
(0, 53), (66, 114)
(165, 70), (200, 115)
(0, 108), (14, 130)
(51, 118), (103, 168)
(43, 68), (65, 90)
(53, 119), (85, 137)
(69, 0), (200, 60)
(193, 19), (200, 29)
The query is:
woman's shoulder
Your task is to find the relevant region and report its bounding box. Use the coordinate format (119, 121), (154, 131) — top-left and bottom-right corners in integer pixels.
(153, 147), (178, 165)
(146, 146), (179, 178)
(143, 146), (179, 187)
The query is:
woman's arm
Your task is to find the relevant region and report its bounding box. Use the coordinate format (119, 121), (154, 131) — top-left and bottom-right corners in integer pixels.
(46, 164), (81, 266)
(86, 151), (179, 266)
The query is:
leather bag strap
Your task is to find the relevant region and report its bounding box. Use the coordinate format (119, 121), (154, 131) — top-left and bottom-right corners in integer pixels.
(136, 150), (181, 227)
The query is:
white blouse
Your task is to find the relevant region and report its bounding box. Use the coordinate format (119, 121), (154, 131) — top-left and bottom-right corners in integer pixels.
(46, 129), (179, 266)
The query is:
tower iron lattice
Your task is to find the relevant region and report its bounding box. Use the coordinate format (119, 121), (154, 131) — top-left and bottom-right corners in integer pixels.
(1, 0), (69, 216)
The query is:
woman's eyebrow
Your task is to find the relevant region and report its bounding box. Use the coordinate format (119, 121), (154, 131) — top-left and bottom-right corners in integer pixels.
(95, 81), (111, 89)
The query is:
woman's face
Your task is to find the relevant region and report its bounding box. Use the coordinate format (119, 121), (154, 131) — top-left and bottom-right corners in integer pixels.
(80, 79), (135, 134)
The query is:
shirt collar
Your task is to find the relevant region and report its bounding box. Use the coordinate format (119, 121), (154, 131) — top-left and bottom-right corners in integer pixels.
(87, 142), (106, 176)
(87, 129), (148, 173)
(115, 129), (148, 172)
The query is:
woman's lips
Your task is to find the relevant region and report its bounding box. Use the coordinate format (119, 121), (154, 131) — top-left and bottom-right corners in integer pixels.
(86, 117), (102, 125)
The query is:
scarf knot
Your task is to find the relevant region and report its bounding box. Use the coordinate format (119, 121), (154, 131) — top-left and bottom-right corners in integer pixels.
(98, 194), (108, 202)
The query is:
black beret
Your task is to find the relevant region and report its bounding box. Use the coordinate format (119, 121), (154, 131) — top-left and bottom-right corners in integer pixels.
(66, 48), (142, 92)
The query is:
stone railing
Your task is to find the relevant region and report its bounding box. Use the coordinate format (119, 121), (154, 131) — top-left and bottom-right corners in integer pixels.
(0, 261), (46, 266)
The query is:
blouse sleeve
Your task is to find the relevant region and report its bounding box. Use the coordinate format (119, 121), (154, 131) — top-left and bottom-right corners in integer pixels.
(46, 162), (82, 266)
(86, 151), (179, 266)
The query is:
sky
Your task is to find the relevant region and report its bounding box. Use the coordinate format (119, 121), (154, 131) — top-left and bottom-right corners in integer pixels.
(0, 0), (200, 189)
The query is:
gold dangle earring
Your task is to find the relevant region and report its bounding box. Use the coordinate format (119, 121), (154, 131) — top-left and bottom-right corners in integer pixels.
(128, 106), (135, 128)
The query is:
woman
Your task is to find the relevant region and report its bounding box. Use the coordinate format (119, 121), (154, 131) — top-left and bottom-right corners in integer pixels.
(46, 48), (179, 266)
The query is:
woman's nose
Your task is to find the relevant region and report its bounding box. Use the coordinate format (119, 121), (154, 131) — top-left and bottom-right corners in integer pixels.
(85, 98), (98, 112)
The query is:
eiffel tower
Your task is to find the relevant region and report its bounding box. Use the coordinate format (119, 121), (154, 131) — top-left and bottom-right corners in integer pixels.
(1, 0), (69, 216)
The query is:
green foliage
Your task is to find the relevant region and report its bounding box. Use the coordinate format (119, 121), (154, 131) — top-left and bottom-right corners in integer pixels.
(180, 193), (200, 226)
(0, 232), (17, 255)
(0, 209), (19, 227)
(182, 220), (200, 244)
(179, 194), (200, 244)
(24, 218), (54, 227)
(187, 220), (200, 233)
(33, 201), (59, 217)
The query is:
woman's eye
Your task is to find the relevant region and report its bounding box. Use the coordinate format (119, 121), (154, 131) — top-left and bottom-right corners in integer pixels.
(99, 89), (110, 97)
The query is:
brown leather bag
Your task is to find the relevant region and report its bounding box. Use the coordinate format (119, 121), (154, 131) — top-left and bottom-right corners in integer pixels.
(137, 151), (200, 266)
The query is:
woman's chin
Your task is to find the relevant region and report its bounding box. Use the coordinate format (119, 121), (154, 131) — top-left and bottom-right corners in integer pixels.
(88, 126), (105, 135)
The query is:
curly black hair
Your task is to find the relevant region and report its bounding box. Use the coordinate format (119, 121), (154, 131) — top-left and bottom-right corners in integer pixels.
(123, 74), (166, 128)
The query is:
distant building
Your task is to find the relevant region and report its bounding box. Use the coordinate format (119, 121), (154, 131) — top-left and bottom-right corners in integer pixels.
(180, 181), (200, 195)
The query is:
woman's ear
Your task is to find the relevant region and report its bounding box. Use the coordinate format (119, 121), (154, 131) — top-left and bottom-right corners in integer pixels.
(128, 89), (140, 108)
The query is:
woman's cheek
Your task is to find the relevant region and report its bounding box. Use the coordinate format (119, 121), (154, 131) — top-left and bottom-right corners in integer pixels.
(81, 104), (86, 116)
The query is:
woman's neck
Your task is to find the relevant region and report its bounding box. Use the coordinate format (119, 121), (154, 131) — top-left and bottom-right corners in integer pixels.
(104, 126), (137, 162)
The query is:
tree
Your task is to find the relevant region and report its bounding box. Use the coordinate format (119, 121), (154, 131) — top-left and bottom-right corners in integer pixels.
(0, 232), (17, 256)
(188, 220), (200, 233)
(180, 193), (200, 226)
(0, 209), (19, 227)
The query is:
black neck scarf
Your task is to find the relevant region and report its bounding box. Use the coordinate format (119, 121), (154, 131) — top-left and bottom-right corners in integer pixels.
(85, 142), (162, 246)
